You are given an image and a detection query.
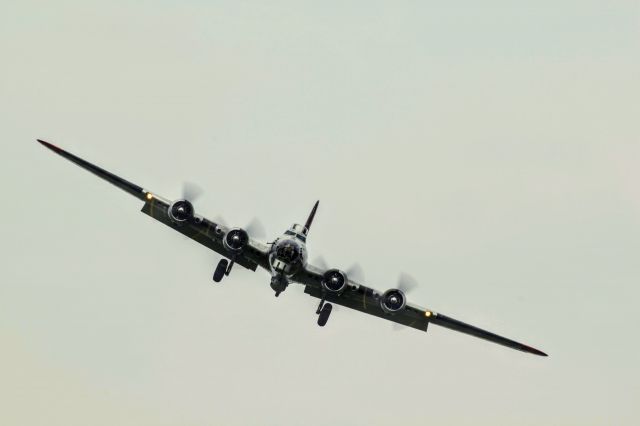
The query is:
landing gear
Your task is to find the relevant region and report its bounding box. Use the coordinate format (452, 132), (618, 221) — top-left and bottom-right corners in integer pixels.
(213, 259), (228, 282)
(317, 302), (333, 327)
(213, 258), (236, 283)
(225, 259), (235, 275)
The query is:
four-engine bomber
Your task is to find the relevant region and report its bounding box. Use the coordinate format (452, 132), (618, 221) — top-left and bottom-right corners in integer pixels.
(37, 139), (548, 357)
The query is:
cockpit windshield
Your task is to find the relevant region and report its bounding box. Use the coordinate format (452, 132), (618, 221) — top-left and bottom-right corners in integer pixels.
(275, 240), (301, 263)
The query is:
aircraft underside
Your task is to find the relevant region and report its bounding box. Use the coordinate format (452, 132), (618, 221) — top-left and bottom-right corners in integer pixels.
(37, 139), (548, 357)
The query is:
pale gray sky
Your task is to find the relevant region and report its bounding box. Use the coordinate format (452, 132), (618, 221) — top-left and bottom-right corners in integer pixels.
(1, 1), (639, 425)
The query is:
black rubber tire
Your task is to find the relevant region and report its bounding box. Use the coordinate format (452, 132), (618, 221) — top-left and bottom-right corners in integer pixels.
(213, 259), (228, 282)
(317, 303), (333, 327)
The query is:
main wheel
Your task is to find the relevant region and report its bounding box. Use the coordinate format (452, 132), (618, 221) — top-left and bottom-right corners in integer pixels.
(317, 303), (333, 327)
(213, 259), (228, 283)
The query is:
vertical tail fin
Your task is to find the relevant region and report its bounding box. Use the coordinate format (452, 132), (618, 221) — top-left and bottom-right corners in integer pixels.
(303, 200), (319, 236)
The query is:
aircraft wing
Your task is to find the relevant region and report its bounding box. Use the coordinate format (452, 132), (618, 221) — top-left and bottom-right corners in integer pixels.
(37, 139), (270, 271)
(296, 264), (431, 331)
(297, 264), (547, 356)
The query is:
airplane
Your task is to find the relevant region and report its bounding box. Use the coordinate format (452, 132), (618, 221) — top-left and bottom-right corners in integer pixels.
(37, 139), (548, 357)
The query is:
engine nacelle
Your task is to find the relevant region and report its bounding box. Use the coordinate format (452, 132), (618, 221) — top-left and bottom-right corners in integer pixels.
(168, 200), (195, 224)
(223, 228), (249, 253)
(380, 289), (406, 314)
(322, 269), (347, 294)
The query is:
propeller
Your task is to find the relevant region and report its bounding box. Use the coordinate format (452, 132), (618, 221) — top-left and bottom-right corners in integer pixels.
(173, 182), (203, 241)
(397, 272), (418, 295)
(245, 217), (266, 240)
(313, 256), (329, 270)
(213, 215), (228, 228)
(182, 181), (204, 202)
(180, 184), (267, 240)
(392, 272), (419, 332)
(345, 263), (365, 284)
(212, 214), (267, 240)
(311, 256), (347, 314)
(312, 257), (359, 283)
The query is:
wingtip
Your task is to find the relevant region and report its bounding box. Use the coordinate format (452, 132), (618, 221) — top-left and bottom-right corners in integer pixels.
(37, 139), (63, 153)
(523, 345), (548, 357)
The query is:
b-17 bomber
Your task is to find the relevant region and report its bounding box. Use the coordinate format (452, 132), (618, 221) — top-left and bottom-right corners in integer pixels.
(37, 139), (547, 357)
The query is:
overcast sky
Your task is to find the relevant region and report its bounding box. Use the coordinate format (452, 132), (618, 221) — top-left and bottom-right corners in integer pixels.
(1, 1), (639, 425)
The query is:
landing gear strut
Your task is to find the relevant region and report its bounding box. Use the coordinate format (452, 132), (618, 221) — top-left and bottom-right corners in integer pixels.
(225, 259), (235, 275)
(316, 298), (332, 327)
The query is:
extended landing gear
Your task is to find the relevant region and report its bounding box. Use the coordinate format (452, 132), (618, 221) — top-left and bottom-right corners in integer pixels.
(213, 258), (235, 283)
(213, 259), (227, 282)
(316, 298), (333, 327)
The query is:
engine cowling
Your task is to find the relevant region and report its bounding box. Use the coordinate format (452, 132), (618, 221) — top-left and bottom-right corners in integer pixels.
(223, 228), (249, 253)
(322, 269), (347, 294)
(168, 200), (195, 224)
(380, 289), (406, 314)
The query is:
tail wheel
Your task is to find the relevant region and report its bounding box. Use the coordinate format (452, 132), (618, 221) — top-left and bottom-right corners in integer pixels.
(213, 259), (228, 283)
(317, 303), (333, 327)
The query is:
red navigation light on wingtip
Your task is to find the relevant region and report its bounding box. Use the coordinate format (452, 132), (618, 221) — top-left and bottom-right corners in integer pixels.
(37, 139), (63, 153)
(525, 345), (548, 357)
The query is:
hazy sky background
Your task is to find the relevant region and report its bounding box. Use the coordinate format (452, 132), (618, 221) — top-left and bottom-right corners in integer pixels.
(1, 1), (639, 425)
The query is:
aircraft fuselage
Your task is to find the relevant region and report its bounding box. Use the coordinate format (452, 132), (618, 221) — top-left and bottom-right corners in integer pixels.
(268, 224), (309, 294)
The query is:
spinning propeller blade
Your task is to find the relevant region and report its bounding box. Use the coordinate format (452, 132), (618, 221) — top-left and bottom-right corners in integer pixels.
(345, 263), (365, 284)
(182, 181), (203, 202)
(245, 217), (267, 240)
(393, 273), (419, 331)
(397, 272), (418, 294)
(313, 256), (329, 270)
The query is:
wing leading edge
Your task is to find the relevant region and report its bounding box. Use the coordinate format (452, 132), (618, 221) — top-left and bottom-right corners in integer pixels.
(37, 139), (269, 271)
(38, 139), (148, 201)
(429, 312), (547, 356)
(39, 139), (547, 357)
(299, 264), (547, 356)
